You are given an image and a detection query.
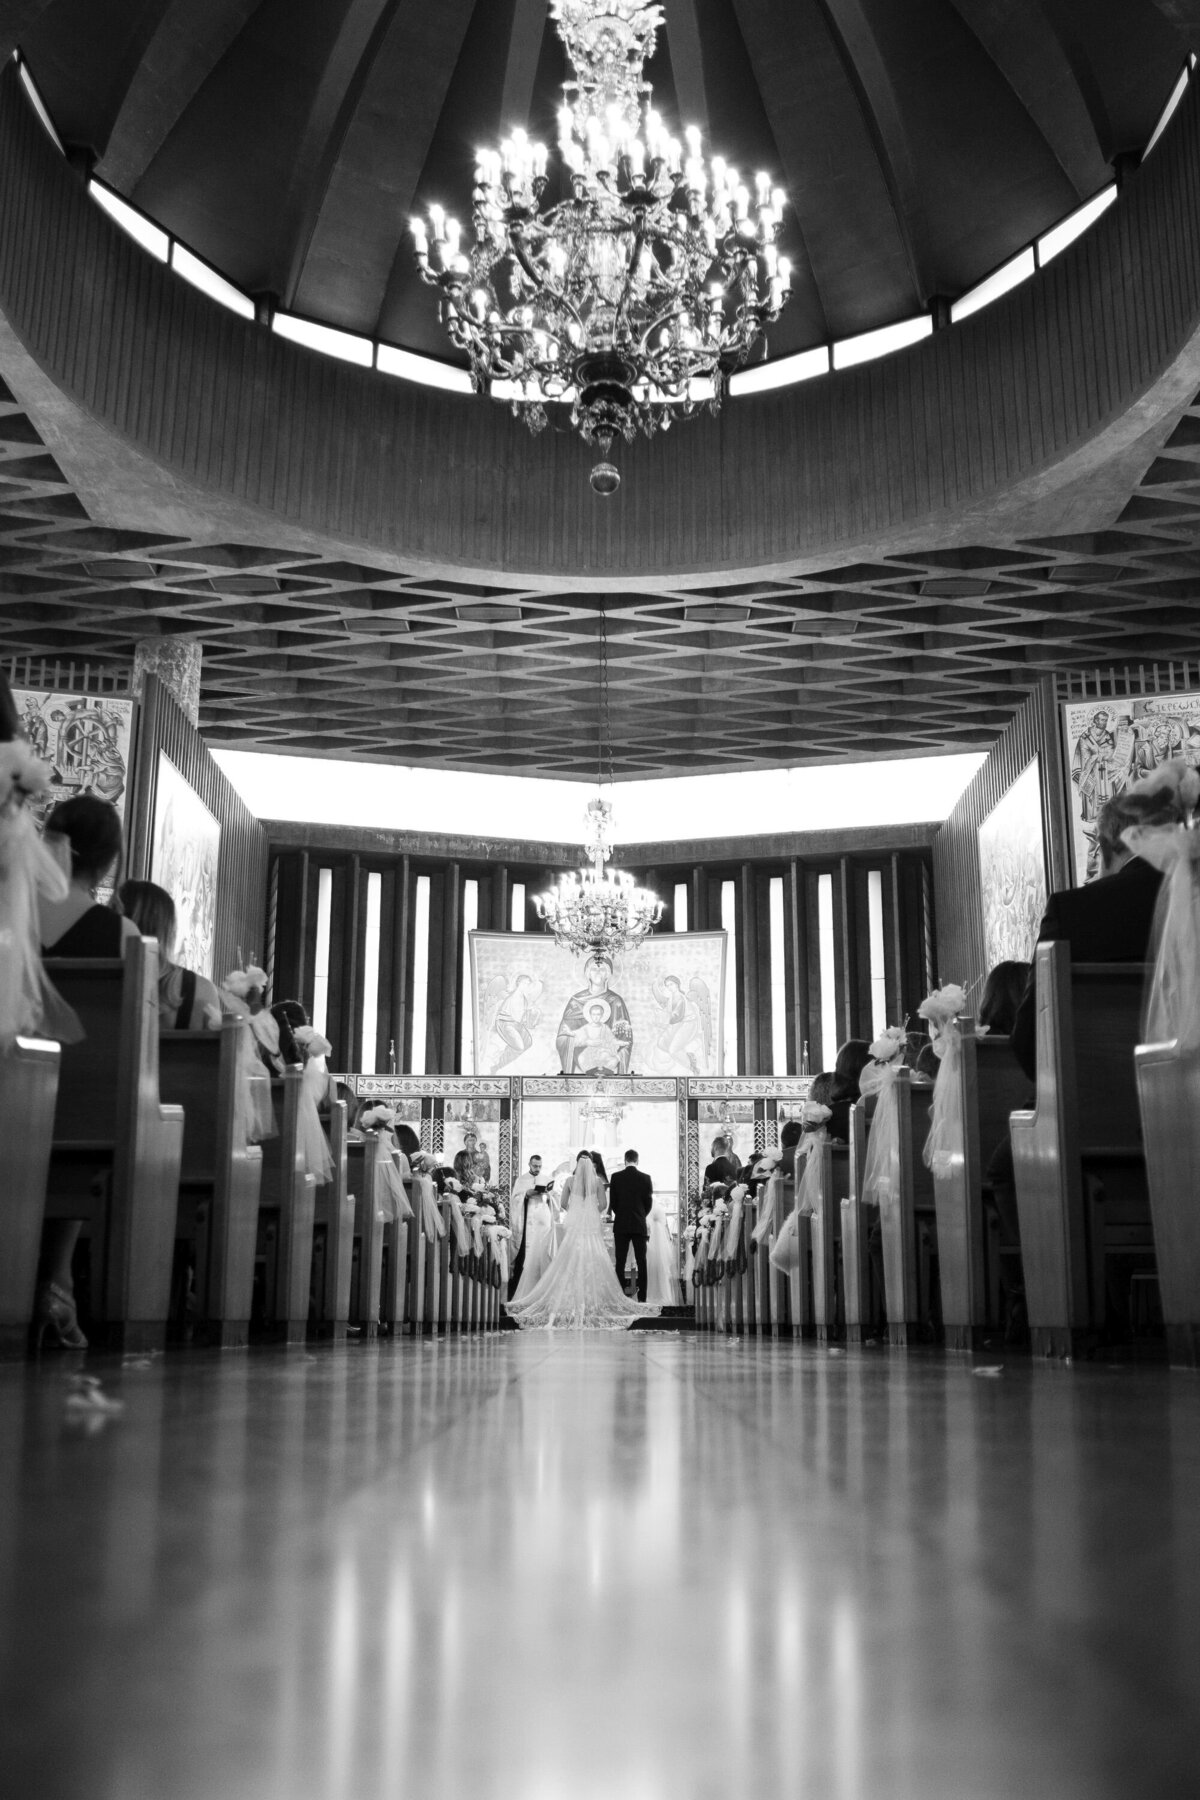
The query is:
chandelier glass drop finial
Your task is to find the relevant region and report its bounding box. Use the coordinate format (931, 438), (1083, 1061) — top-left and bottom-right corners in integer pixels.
(411, 1), (791, 486)
(533, 603), (664, 959)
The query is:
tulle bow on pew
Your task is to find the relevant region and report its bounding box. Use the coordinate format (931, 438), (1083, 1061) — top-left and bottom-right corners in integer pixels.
(858, 1027), (907, 1216)
(691, 1208), (715, 1285)
(0, 740), (81, 1049)
(919, 985), (967, 1177)
(439, 1178), (472, 1255)
(293, 1026), (334, 1183)
(795, 1102), (833, 1217)
(484, 1223), (511, 1286)
(722, 1183), (748, 1259)
(412, 1159), (446, 1240)
(751, 1157), (784, 1244)
(1122, 761), (1200, 1049)
(359, 1109), (414, 1222)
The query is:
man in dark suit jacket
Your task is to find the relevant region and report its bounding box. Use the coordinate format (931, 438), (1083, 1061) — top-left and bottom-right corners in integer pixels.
(608, 1150), (654, 1303)
(1010, 786), (1172, 1079)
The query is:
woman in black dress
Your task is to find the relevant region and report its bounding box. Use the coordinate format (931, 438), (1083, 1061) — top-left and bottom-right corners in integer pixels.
(36, 795), (135, 1347)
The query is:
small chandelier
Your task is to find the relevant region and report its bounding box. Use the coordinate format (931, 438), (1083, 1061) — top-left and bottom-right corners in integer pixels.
(411, 1), (791, 492)
(533, 607), (664, 958)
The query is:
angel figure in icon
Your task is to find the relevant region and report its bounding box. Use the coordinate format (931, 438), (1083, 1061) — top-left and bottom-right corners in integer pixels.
(650, 972), (714, 1075)
(482, 970), (544, 1073)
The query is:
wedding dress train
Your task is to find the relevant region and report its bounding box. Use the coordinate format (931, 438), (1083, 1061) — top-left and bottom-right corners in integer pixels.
(507, 1158), (659, 1330)
(645, 1198), (682, 1305)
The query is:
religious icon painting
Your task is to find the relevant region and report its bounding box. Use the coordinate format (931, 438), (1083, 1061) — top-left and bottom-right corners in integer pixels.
(1060, 692), (1200, 884)
(977, 756), (1047, 967)
(150, 752), (221, 977)
(468, 931), (727, 1078)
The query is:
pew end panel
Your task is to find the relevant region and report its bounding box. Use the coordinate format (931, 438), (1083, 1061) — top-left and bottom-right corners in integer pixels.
(1011, 945), (1148, 1358)
(0, 1035), (61, 1354)
(312, 1100), (352, 1339)
(159, 1019), (264, 1346)
(1135, 1038), (1200, 1368)
(44, 940), (185, 1349)
(257, 1070), (317, 1344)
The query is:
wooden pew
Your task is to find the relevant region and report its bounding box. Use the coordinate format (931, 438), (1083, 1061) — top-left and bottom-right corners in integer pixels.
(345, 1132), (410, 1337)
(0, 1034), (61, 1356)
(809, 1142), (851, 1343)
(1010, 944), (1148, 1358)
(1135, 1039), (1200, 1368)
(930, 1022), (1030, 1350)
(849, 1076), (939, 1346)
(256, 1070), (316, 1344)
(311, 1099), (351, 1339)
(44, 938), (185, 1351)
(159, 1020), (263, 1347)
(846, 1105), (881, 1343)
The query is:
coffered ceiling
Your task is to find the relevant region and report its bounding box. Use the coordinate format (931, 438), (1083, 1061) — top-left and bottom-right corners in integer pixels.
(3, 373), (1199, 778)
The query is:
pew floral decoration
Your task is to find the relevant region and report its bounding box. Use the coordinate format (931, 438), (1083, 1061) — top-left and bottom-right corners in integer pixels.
(723, 1182), (749, 1258)
(751, 1153), (786, 1244)
(0, 736), (52, 816)
(918, 983), (967, 1177)
(795, 1102), (834, 1218)
(360, 1104), (396, 1132)
(1122, 757), (1200, 1049)
(0, 732), (81, 1049)
(859, 1021), (909, 1214)
(869, 1025), (908, 1064)
(411, 1155), (446, 1240)
(439, 1182), (472, 1254)
(222, 964), (268, 999)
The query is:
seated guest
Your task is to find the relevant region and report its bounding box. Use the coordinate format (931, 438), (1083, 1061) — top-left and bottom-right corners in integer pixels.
(703, 1135), (740, 1185)
(1010, 786), (1177, 1080)
(912, 1041), (941, 1082)
(828, 1039), (872, 1141)
(35, 796), (140, 1348)
(117, 880), (224, 1029)
(38, 796), (137, 956)
(977, 960), (1029, 1038)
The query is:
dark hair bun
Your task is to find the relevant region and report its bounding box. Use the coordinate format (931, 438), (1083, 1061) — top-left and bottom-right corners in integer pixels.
(43, 795), (123, 884)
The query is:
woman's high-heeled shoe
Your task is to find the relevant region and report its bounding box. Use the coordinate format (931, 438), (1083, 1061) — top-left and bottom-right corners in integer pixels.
(32, 1281), (88, 1350)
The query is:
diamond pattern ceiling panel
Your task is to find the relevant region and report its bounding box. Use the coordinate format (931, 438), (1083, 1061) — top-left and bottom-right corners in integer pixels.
(1, 381), (1199, 778)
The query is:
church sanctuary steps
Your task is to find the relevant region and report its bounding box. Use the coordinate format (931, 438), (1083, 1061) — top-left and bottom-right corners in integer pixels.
(159, 1020), (263, 1348)
(0, 1034), (60, 1356)
(1011, 944), (1152, 1359)
(1135, 1039), (1200, 1369)
(43, 938), (185, 1352)
(932, 1024), (1029, 1351)
(256, 1072), (317, 1345)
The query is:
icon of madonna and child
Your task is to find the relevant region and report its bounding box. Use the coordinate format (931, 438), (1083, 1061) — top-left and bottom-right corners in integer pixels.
(482, 949), (716, 1076)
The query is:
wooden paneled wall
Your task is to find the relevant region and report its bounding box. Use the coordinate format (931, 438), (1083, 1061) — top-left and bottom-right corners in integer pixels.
(931, 678), (1071, 992)
(125, 674), (268, 982)
(267, 825), (935, 1077)
(3, 58), (1200, 579)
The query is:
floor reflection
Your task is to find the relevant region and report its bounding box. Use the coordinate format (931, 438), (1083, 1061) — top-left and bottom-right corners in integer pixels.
(0, 1339), (1196, 1800)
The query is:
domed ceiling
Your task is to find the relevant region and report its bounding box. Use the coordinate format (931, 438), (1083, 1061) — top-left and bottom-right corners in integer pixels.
(8, 0), (1200, 363)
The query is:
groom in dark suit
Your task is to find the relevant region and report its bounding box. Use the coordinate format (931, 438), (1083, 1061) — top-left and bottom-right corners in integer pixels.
(608, 1149), (653, 1302)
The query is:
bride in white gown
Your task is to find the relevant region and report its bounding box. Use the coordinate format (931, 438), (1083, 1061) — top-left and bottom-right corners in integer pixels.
(507, 1151), (660, 1330)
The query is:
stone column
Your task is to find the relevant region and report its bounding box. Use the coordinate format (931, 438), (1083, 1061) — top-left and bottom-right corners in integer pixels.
(132, 637), (201, 726)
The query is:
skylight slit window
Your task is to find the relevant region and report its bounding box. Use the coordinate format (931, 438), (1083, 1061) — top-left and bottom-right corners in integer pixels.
(377, 342), (474, 393)
(832, 315), (932, 370)
(1036, 187), (1118, 266)
(1144, 65), (1190, 159)
(729, 346), (830, 396)
(171, 243), (254, 319)
(89, 181), (169, 262)
(272, 313), (373, 367)
(951, 246), (1036, 323)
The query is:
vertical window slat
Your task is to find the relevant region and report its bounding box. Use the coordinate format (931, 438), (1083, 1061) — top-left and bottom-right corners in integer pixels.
(818, 873), (837, 1072)
(360, 871), (382, 1072)
(769, 875), (787, 1075)
(721, 878), (738, 1075)
(461, 879), (479, 1072)
(410, 875), (431, 1076)
(312, 867), (333, 1039)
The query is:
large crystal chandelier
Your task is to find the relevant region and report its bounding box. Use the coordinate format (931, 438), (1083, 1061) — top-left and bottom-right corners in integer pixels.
(534, 607), (664, 958)
(411, 1), (791, 492)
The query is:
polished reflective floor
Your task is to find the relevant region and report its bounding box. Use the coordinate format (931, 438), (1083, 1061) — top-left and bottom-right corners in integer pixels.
(1, 1335), (1198, 1800)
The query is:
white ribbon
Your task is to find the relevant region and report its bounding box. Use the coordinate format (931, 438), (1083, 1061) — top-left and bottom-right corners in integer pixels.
(1124, 822), (1200, 1051)
(415, 1171), (445, 1240)
(0, 803), (80, 1048)
(859, 1059), (901, 1216)
(297, 1056), (334, 1183)
(796, 1126), (829, 1216)
(923, 1018), (963, 1177)
(374, 1133), (413, 1222)
(722, 1187), (747, 1260)
(751, 1168), (785, 1244)
(442, 1192), (471, 1255)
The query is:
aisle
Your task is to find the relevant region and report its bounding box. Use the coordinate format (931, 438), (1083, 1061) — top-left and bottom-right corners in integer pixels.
(0, 1336), (1197, 1800)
